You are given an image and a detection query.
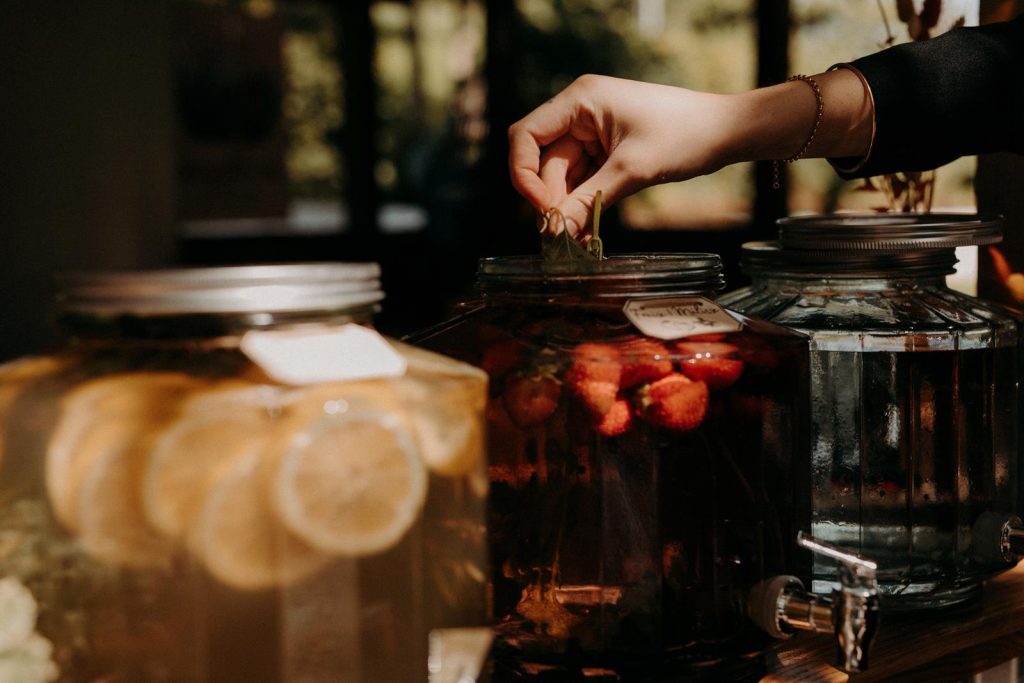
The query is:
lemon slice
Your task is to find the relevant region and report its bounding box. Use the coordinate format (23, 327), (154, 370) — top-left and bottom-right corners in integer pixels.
(189, 449), (328, 591)
(281, 378), (404, 420)
(76, 422), (174, 570)
(390, 339), (487, 381)
(399, 372), (486, 478)
(271, 412), (427, 557)
(279, 345), (488, 479)
(46, 372), (199, 532)
(389, 341), (488, 478)
(142, 385), (283, 540)
(0, 356), (69, 467)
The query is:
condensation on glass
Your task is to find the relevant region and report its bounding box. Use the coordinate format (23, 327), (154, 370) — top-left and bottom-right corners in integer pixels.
(412, 254), (811, 679)
(0, 264), (488, 682)
(720, 214), (1021, 612)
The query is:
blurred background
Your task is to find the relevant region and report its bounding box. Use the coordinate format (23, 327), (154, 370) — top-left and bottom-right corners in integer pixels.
(1, 0), (1021, 362)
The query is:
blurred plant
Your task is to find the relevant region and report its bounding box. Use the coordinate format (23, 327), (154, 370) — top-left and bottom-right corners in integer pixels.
(515, 0), (669, 110)
(879, 170), (935, 212)
(280, 3), (344, 199)
(895, 0), (966, 40)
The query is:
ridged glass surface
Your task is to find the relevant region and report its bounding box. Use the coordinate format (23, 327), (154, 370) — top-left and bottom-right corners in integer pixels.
(721, 275), (1021, 612)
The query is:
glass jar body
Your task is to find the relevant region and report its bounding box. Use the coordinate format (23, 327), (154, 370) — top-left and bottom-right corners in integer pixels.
(0, 311), (488, 682)
(721, 272), (1021, 611)
(414, 259), (810, 677)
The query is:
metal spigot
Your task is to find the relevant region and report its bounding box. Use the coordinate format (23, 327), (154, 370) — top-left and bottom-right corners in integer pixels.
(971, 511), (1024, 565)
(748, 531), (880, 673)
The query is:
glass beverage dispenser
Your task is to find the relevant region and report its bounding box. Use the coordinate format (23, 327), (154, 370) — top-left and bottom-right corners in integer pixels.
(413, 254), (879, 679)
(720, 214), (1024, 612)
(0, 264), (489, 682)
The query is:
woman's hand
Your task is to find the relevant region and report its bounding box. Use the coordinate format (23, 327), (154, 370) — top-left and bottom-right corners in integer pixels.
(508, 70), (873, 235)
(508, 75), (737, 236)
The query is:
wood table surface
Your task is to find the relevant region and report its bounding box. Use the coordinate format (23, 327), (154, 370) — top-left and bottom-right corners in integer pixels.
(761, 561), (1024, 682)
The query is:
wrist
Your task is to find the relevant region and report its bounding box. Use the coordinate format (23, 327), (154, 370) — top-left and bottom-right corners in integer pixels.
(720, 69), (874, 166)
(718, 83), (816, 166)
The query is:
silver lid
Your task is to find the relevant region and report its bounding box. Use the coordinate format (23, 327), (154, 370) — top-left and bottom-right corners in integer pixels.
(58, 263), (384, 315)
(739, 240), (959, 277)
(778, 213), (1003, 251)
(477, 253), (726, 299)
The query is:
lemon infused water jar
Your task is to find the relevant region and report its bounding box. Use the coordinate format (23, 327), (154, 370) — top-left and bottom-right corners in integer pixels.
(0, 264), (489, 682)
(719, 214), (1022, 612)
(412, 254), (812, 680)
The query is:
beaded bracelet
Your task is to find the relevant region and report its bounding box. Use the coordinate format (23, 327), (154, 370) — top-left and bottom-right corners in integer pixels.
(772, 74), (824, 190)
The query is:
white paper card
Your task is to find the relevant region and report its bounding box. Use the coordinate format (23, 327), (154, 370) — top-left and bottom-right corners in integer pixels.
(240, 324), (407, 385)
(622, 297), (742, 340)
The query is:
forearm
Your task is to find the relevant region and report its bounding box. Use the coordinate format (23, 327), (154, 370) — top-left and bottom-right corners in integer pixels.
(719, 14), (1024, 179)
(717, 68), (873, 167)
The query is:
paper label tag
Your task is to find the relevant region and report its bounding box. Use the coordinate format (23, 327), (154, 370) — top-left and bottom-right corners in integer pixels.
(240, 324), (407, 386)
(622, 297), (742, 340)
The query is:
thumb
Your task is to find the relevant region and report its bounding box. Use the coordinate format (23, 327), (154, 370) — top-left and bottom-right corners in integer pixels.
(553, 160), (637, 237)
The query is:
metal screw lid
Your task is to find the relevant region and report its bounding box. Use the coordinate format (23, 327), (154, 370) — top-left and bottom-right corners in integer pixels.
(739, 240), (959, 277)
(57, 263), (384, 315)
(777, 213), (1003, 251)
(476, 253), (726, 300)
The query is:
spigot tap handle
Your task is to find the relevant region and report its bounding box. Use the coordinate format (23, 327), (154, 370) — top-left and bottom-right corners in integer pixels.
(796, 532), (880, 673)
(796, 531), (877, 574)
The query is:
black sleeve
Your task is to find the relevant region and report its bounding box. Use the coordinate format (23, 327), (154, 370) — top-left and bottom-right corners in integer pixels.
(830, 15), (1024, 179)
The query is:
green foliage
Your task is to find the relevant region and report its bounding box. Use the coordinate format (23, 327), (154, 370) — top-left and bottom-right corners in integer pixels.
(515, 0), (668, 106)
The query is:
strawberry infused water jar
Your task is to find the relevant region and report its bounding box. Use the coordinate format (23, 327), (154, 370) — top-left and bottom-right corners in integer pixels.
(411, 254), (812, 680)
(0, 264), (489, 682)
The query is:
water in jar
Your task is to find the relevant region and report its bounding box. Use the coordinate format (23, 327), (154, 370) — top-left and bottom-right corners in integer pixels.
(415, 303), (811, 678)
(807, 342), (1017, 609)
(0, 342), (488, 682)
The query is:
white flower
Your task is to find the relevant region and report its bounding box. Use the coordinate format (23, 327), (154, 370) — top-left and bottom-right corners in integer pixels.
(0, 578), (59, 683)
(0, 577), (36, 651)
(0, 635), (58, 683)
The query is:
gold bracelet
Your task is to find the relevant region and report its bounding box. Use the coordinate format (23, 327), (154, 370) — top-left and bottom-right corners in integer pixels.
(773, 74), (824, 190)
(826, 63), (875, 175)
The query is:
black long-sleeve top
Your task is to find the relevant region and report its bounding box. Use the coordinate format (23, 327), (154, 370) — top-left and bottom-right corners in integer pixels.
(831, 14), (1024, 178)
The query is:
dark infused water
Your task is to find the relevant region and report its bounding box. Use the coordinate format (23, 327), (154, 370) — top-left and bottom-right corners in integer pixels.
(808, 346), (1018, 610)
(414, 302), (812, 678)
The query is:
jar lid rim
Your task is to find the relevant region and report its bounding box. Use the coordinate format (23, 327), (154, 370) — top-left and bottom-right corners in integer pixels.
(740, 240), (959, 276)
(777, 212), (1003, 250)
(478, 253), (722, 274)
(476, 253), (726, 299)
(57, 263), (384, 315)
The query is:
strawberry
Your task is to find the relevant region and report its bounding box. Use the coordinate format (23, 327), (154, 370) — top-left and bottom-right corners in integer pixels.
(594, 398), (633, 437)
(731, 334), (780, 372)
(617, 338), (674, 388)
(487, 395), (521, 433)
(502, 375), (561, 429)
(637, 373), (709, 432)
(566, 343), (621, 416)
(675, 342), (744, 390)
(875, 480), (903, 499)
(480, 339), (526, 382)
(488, 463), (537, 488)
(683, 333), (728, 343)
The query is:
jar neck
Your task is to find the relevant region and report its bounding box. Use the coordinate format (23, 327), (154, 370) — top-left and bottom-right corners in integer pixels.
(745, 272), (951, 292)
(59, 306), (379, 346)
(476, 254), (726, 305)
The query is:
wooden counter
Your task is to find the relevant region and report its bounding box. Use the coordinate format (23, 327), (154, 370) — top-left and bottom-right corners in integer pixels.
(762, 562), (1024, 682)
